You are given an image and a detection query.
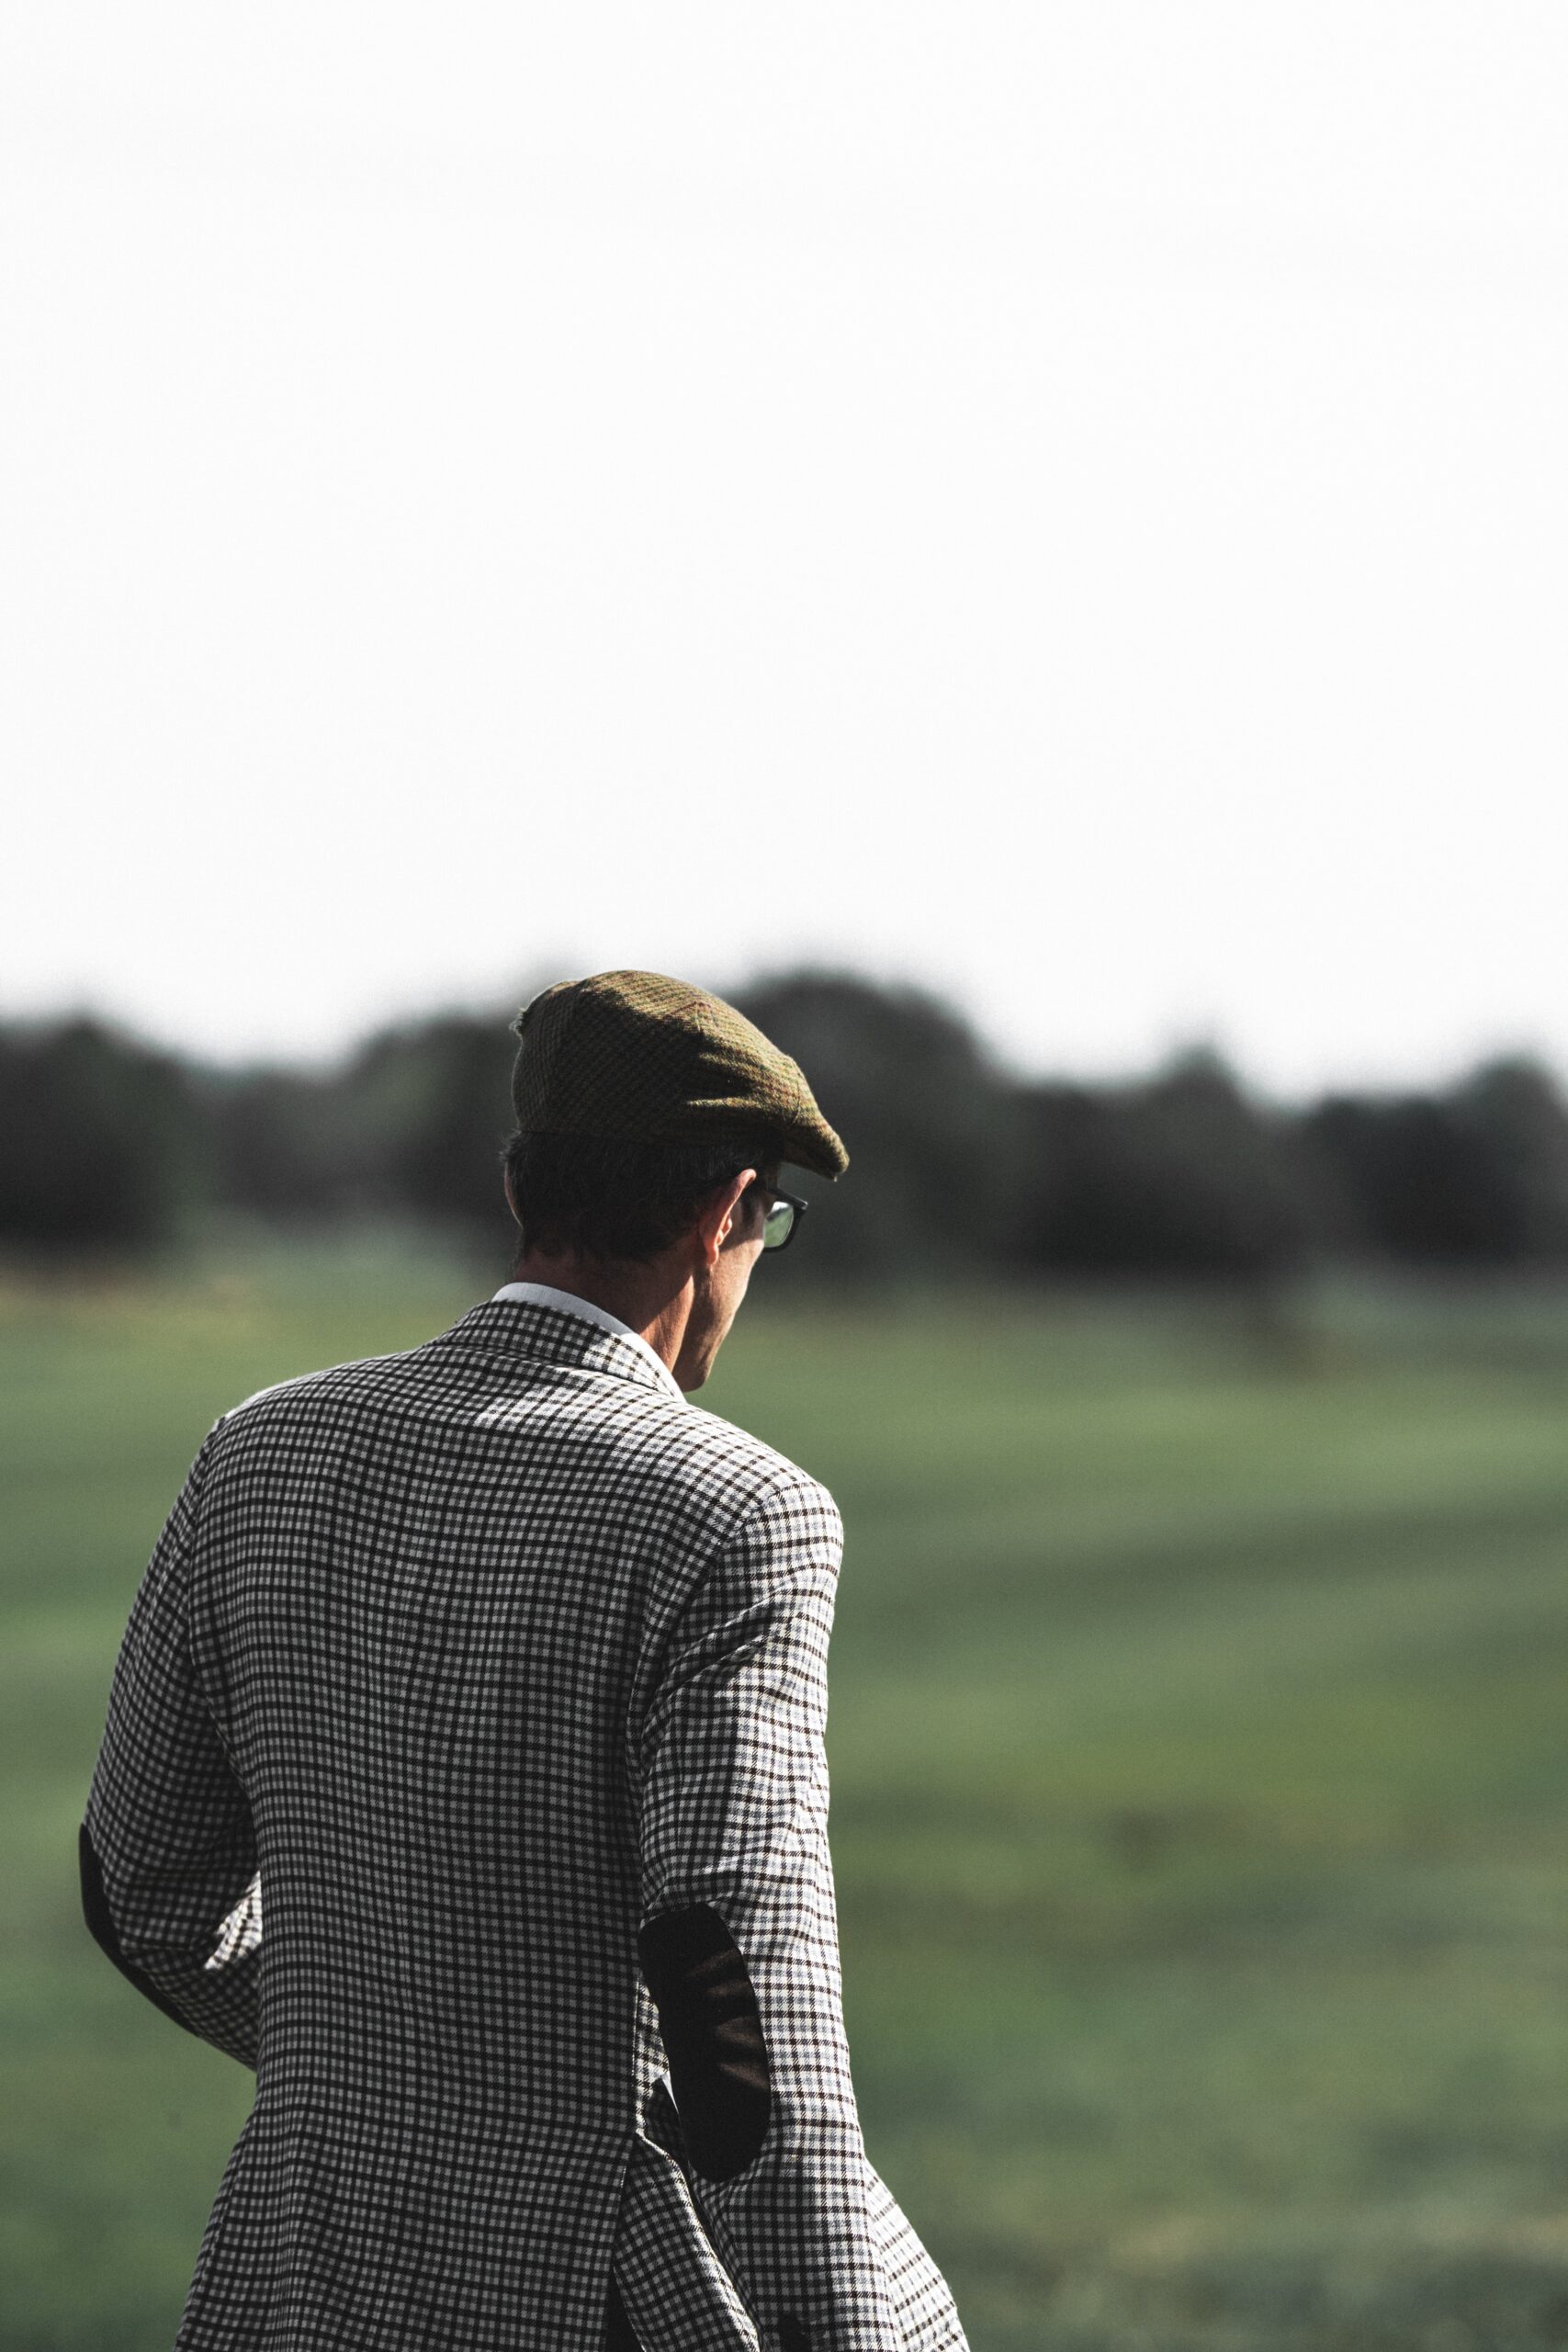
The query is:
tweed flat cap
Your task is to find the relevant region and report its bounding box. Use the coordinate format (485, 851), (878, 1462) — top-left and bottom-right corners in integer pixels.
(510, 971), (849, 1179)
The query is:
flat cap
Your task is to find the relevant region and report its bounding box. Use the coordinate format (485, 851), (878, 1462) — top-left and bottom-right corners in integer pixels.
(510, 970), (848, 1179)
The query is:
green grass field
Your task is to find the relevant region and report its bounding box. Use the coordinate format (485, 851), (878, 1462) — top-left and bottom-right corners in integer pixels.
(4, 1238), (1568, 2350)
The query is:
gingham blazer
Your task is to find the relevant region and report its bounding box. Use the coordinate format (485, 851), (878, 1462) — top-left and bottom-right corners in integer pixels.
(81, 1294), (968, 2352)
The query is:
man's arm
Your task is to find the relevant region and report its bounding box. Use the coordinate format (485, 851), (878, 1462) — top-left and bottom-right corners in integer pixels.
(80, 1436), (261, 2070)
(637, 1468), (939, 2352)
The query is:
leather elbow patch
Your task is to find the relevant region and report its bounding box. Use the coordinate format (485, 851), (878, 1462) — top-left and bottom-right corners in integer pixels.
(78, 1821), (190, 2036)
(637, 1905), (771, 2181)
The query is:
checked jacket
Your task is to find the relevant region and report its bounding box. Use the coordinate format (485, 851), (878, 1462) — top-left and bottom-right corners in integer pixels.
(81, 1293), (968, 2352)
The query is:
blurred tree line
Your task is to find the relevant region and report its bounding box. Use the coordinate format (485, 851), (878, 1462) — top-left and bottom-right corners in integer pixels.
(5, 975), (1568, 1284)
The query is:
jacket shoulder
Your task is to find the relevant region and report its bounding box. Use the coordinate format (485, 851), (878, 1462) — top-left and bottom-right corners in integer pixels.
(211, 1349), (409, 1430)
(203, 1347), (837, 1536)
(661, 1404), (841, 1551)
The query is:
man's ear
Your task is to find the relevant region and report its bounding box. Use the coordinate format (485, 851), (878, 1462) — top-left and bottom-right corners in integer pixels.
(694, 1169), (758, 1272)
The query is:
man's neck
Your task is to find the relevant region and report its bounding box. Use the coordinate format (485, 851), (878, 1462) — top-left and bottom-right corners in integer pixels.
(510, 1251), (694, 1379)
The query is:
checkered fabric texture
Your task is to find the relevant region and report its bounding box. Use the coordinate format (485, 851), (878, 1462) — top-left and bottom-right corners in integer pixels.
(82, 1297), (965, 2352)
(512, 971), (850, 1179)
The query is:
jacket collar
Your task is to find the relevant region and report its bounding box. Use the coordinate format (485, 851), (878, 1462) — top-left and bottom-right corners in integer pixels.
(435, 1291), (684, 1402)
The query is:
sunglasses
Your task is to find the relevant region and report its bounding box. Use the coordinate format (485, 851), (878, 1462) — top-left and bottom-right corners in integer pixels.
(747, 1180), (809, 1252)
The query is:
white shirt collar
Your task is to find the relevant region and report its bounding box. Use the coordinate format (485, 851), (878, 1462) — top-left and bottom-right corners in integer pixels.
(490, 1282), (684, 1400)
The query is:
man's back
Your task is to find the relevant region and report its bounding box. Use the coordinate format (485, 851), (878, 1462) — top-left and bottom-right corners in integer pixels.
(84, 1294), (965, 2351)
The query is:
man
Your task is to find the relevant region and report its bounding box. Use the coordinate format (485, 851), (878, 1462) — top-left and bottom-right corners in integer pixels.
(81, 970), (969, 2352)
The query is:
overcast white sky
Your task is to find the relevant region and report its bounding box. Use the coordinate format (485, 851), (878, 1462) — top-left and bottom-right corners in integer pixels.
(3, 5), (1564, 1097)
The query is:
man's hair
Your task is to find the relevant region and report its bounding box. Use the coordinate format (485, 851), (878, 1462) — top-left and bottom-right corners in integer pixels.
(501, 1130), (772, 1264)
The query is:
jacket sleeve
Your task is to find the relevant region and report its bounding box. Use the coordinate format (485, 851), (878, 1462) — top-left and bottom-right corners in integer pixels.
(636, 1469), (927, 2352)
(80, 1435), (262, 2069)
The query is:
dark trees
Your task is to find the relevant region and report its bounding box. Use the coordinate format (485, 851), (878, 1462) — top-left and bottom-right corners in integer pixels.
(0, 1018), (205, 1254)
(1305, 1056), (1568, 1267)
(1010, 1049), (1324, 1280)
(6, 987), (1568, 1283)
